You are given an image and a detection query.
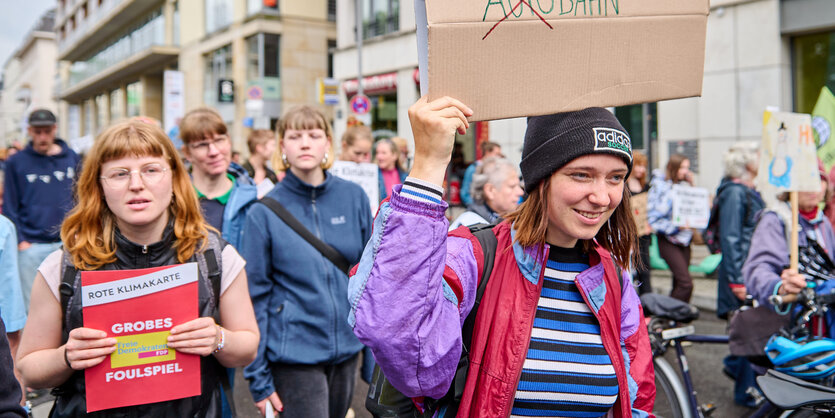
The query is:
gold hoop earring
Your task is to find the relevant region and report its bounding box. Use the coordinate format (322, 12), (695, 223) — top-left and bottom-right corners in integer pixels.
(322, 152), (328, 165)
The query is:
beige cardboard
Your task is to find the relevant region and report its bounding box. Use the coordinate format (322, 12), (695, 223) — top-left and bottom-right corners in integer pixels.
(630, 193), (649, 236)
(420, 0), (709, 121)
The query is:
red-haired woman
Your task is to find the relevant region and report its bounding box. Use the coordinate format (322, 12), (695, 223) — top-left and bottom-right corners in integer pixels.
(16, 119), (259, 416)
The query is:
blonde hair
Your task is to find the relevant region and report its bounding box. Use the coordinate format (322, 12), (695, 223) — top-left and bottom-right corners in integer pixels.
(273, 105), (335, 171)
(61, 119), (208, 270)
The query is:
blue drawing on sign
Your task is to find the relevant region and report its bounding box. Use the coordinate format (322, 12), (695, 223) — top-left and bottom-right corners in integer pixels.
(769, 122), (792, 188)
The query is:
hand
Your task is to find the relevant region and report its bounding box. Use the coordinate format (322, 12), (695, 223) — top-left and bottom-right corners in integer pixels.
(64, 328), (117, 370)
(255, 392), (284, 416)
(779, 269), (806, 295)
(18, 241), (30, 251)
(408, 96), (473, 186)
(167, 317), (222, 356)
(731, 286), (747, 301)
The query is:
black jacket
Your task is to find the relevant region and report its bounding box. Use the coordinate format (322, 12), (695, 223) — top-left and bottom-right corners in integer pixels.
(50, 226), (227, 418)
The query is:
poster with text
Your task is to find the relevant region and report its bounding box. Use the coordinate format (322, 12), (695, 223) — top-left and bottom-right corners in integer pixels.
(671, 185), (710, 229)
(630, 193), (650, 235)
(759, 110), (820, 192)
(82, 263), (200, 412)
(329, 160), (380, 215)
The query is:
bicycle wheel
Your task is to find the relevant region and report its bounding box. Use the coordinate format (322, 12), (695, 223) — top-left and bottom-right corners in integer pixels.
(653, 357), (691, 418)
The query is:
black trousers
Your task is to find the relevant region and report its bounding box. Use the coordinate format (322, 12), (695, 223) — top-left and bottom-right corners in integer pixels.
(270, 354), (359, 418)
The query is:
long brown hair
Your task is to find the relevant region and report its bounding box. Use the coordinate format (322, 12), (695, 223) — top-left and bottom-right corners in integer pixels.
(504, 176), (637, 269)
(632, 150), (648, 189)
(665, 154), (689, 183)
(61, 119), (208, 270)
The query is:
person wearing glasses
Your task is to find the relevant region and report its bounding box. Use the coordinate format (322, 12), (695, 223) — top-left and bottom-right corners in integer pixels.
(180, 108), (258, 250)
(15, 118), (259, 416)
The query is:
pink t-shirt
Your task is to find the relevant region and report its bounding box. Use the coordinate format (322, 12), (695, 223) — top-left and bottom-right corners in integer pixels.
(381, 167), (401, 197)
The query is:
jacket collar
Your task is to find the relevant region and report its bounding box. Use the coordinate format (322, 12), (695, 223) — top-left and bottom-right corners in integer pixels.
(112, 222), (177, 267)
(282, 169), (333, 198)
(510, 226), (546, 285)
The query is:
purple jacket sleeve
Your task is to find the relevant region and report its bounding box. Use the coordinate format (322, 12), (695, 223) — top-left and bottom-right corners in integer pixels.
(347, 188), (479, 399)
(742, 212), (786, 307)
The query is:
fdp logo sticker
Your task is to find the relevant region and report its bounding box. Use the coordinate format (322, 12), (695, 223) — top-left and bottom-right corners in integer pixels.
(593, 127), (632, 159)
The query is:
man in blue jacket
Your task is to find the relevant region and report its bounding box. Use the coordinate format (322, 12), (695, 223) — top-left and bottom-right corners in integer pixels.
(3, 109), (80, 312)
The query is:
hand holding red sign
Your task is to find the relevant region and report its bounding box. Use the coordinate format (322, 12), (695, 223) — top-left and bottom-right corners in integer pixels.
(167, 317), (223, 357)
(64, 328), (117, 370)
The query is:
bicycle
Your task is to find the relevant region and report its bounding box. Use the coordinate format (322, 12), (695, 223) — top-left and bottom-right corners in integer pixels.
(642, 293), (738, 418)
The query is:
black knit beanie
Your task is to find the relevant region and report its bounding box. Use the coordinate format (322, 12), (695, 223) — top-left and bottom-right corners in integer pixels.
(520, 108), (633, 193)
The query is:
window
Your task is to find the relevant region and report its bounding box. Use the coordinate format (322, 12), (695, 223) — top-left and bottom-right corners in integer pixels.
(110, 88), (124, 121)
(794, 31), (835, 114)
(204, 45), (232, 105)
(362, 0), (399, 39)
(205, 0), (233, 34)
(614, 103), (656, 151)
(127, 81), (142, 118)
(327, 39), (336, 78)
(248, 0), (278, 16)
(245, 34), (280, 80)
(328, 0), (336, 22)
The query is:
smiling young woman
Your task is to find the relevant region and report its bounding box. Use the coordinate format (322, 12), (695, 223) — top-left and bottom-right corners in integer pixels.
(348, 98), (654, 417)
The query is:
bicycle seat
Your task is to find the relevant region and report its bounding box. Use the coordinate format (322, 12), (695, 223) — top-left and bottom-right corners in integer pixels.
(640, 293), (699, 323)
(757, 369), (835, 410)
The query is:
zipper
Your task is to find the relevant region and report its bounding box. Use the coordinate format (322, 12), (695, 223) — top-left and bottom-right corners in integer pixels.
(311, 187), (338, 357)
(142, 245), (148, 254)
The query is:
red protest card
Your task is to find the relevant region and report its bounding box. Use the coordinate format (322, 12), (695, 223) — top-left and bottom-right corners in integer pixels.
(81, 263), (200, 412)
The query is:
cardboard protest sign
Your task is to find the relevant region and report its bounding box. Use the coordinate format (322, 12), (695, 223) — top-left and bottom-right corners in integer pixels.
(329, 160), (380, 214)
(82, 263), (200, 412)
(415, 0), (709, 121)
(630, 193), (649, 235)
(759, 110), (820, 193)
(671, 184), (710, 230)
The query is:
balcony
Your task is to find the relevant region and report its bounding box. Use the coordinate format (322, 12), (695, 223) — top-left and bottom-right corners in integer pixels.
(58, 0), (164, 62)
(60, 13), (178, 102)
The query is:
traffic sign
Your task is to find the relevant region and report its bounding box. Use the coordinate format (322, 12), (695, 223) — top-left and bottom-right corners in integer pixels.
(247, 85), (263, 100)
(350, 94), (371, 115)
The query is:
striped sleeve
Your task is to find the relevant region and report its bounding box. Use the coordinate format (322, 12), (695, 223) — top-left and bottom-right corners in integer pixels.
(401, 177), (444, 204)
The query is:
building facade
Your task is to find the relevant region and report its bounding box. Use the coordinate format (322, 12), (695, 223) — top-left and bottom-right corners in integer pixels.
(0, 9), (58, 147)
(332, 0), (529, 176)
(54, 0), (336, 154)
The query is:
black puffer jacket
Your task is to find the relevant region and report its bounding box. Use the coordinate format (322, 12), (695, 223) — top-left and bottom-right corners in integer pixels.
(50, 226), (226, 418)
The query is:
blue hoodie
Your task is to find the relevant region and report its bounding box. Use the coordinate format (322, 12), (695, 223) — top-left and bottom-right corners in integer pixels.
(2, 139), (80, 243)
(241, 169), (372, 402)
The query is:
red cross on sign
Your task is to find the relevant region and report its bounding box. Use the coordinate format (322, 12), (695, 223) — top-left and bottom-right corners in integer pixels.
(350, 94), (371, 115)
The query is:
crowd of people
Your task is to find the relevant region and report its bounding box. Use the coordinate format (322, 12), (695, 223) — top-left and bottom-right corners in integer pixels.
(0, 95), (832, 418)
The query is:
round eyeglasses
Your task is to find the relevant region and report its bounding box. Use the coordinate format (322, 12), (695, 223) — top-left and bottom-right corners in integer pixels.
(100, 163), (169, 188)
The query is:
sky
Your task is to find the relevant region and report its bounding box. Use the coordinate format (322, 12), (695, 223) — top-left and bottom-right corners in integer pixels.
(0, 0), (57, 70)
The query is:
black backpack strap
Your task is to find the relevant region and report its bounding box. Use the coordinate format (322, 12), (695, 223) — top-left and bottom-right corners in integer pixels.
(58, 252), (77, 333)
(461, 224), (498, 350)
(259, 197), (351, 275)
(197, 241), (237, 418)
(434, 224), (497, 418)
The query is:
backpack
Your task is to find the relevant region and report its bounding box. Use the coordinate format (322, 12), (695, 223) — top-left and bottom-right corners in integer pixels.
(703, 185), (752, 254)
(364, 225), (625, 417)
(365, 224), (498, 418)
